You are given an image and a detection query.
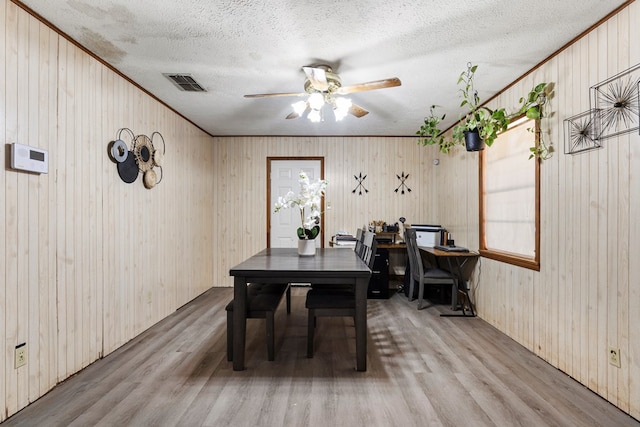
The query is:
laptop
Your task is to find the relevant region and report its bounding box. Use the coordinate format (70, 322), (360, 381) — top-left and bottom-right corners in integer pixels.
(434, 244), (470, 253)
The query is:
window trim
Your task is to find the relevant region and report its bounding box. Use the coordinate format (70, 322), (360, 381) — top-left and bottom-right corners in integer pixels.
(478, 115), (541, 271)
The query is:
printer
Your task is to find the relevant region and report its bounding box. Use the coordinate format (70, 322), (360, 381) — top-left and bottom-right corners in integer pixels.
(411, 224), (443, 248)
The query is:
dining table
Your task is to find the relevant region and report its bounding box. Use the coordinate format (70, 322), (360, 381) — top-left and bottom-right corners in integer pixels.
(229, 247), (372, 371)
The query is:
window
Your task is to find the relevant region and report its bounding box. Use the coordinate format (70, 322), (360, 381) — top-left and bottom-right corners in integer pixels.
(479, 116), (540, 270)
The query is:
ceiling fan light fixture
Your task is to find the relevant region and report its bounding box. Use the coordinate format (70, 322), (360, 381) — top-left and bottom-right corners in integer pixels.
(333, 97), (352, 121)
(292, 100), (308, 116)
(334, 109), (348, 121)
(308, 109), (322, 123)
(249, 65), (400, 122)
(308, 93), (325, 110)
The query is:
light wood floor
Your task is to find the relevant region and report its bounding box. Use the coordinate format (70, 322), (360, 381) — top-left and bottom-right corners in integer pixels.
(3, 287), (638, 427)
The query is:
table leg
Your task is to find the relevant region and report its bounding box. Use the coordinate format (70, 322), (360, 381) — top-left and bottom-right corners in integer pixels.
(445, 258), (459, 309)
(354, 277), (368, 371)
(233, 276), (247, 370)
(455, 258), (475, 317)
(443, 257), (475, 317)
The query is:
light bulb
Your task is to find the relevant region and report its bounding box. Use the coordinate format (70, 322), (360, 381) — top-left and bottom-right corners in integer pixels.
(308, 109), (322, 122)
(334, 97), (352, 109)
(334, 108), (348, 121)
(308, 93), (325, 110)
(292, 100), (307, 116)
(333, 97), (352, 121)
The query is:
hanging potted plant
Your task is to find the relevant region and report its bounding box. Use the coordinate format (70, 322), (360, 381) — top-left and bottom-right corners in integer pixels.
(416, 63), (552, 159)
(452, 63), (511, 151)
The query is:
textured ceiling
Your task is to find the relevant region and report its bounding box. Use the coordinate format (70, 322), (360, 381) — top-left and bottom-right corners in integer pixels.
(18, 0), (629, 137)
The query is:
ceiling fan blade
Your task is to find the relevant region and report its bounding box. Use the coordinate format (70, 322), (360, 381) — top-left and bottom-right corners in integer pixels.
(336, 77), (401, 95)
(303, 66), (329, 92)
(349, 103), (369, 118)
(244, 92), (307, 98)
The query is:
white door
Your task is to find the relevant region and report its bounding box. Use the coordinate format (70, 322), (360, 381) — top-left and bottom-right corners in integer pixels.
(269, 159), (322, 248)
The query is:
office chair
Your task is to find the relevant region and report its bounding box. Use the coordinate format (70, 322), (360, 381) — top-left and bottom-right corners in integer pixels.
(405, 228), (457, 310)
(360, 230), (376, 268)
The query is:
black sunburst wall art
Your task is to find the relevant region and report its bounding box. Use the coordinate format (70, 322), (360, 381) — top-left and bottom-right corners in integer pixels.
(564, 109), (602, 154)
(590, 63), (640, 139)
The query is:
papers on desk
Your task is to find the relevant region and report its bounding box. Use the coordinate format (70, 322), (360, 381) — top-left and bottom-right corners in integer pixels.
(332, 233), (357, 246)
(333, 241), (356, 246)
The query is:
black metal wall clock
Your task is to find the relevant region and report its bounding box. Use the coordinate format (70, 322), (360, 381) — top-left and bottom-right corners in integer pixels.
(108, 128), (165, 188)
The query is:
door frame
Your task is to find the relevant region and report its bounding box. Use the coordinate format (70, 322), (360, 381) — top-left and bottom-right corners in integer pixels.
(267, 156), (325, 248)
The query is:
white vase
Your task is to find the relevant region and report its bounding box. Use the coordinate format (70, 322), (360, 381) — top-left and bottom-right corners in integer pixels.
(298, 239), (316, 256)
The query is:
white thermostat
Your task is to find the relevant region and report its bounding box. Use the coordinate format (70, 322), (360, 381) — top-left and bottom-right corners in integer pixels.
(11, 143), (48, 174)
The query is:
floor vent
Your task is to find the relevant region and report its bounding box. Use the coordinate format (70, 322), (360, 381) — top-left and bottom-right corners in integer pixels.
(163, 73), (207, 92)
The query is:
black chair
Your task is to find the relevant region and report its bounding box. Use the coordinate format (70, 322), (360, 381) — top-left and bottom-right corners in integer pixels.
(354, 228), (365, 258)
(305, 230), (376, 357)
(360, 230), (377, 269)
(405, 228), (457, 310)
(226, 283), (290, 361)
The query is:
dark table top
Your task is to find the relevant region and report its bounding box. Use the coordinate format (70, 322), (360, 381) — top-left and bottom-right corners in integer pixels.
(229, 248), (371, 279)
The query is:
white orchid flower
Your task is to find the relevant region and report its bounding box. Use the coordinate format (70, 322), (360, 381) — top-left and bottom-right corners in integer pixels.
(273, 170), (329, 239)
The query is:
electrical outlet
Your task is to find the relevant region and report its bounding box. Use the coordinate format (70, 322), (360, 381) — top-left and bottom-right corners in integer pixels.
(15, 344), (27, 369)
(609, 346), (621, 368)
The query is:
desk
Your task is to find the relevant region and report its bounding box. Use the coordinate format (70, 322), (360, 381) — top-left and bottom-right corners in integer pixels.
(420, 247), (479, 317)
(329, 241), (407, 298)
(376, 243), (406, 277)
(229, 248), (372, 371)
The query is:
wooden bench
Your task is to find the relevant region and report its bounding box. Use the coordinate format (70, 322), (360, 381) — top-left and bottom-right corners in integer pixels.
(226, 283), (291, 361)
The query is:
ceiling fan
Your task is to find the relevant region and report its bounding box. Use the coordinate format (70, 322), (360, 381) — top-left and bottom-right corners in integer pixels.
(244, 65), (401, 121)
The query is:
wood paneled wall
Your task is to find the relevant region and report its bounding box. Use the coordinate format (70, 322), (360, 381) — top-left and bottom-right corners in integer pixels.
(209, 136), (441, 285)
(3, 0), (639, 422)
(432, 3), (640, 419)
(1, 1), (214, 420)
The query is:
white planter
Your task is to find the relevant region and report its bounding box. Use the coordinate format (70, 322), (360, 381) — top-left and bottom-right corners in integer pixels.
(297, 239), (316, 256)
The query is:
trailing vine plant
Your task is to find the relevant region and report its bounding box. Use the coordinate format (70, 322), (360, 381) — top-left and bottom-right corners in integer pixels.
(416, 63), (554, 160)
(516, 83), (554, 160)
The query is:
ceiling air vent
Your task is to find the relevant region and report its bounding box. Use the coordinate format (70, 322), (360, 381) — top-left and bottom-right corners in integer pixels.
(163, 73), (207, 92)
